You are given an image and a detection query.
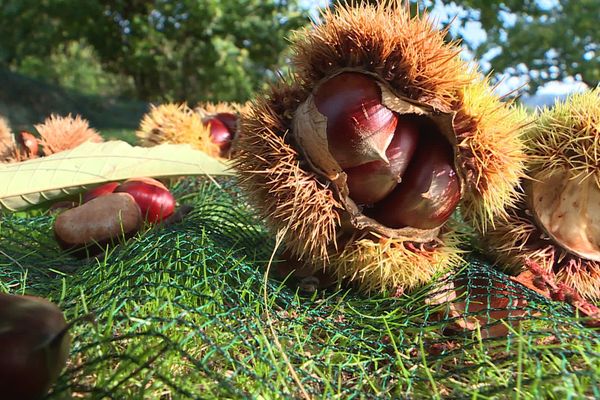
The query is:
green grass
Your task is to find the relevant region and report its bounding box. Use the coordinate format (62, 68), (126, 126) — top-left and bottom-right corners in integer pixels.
(1, 179), (599, 399)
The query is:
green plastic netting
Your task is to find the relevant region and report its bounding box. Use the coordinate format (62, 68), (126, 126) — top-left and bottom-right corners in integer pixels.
(1, 178), (599, 399)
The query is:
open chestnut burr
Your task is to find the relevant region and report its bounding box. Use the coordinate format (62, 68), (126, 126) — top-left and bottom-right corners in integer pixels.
(483, 89), (600, 302)
(234, 2), (527, 293)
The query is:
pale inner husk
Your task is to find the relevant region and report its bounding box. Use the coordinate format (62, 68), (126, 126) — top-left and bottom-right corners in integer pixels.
(291, 72), (461, 242)
(531, 169), (600, 262)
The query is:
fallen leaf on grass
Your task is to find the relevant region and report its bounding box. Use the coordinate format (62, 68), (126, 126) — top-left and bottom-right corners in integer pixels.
(0, 140), (232, 211)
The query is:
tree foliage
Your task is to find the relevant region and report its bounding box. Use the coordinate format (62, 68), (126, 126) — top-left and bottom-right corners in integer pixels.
(334, 0), (599, 94)
(0, 0), (309, 102)
(3, 1), (598, 99)
(455, 0), (599, 93)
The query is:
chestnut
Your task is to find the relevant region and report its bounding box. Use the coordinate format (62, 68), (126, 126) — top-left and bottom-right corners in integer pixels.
(213, 112), (237, 134)
(115, 178), (175, 223)
(0, 293), (70, 400)
(344, 118), (421, 205)
(54, 192), (143, 256)
(345, 160), (397, 205)
(386, 119), (420, 180)
(82, 181), (120, 203)
(314, 72), (398, 169)
(370, 132), (460, 229)
(15, 131), (39, 158)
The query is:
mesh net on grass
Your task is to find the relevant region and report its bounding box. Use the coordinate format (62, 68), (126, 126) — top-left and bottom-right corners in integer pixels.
(1, 178), (599, 399)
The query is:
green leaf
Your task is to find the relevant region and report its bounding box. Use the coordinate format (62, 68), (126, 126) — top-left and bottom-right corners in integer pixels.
(0, 140), (233, 211)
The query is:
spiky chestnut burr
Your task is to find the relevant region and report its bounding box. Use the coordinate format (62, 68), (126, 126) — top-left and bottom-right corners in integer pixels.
(483, 89), (600, 301)
(234, 1), (527, 293)
(137, 102), (243, 159)
(35, 114), (102, 156)
(0, 293), (70, 400)
(137, 103), (218, 156)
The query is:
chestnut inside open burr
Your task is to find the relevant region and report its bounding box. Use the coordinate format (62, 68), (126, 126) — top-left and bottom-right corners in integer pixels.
(203, 112), (237, 155)
(314, 72), (460, 230)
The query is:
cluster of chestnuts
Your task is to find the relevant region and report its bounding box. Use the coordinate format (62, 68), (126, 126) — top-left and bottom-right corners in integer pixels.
(0, 293), (70, 400)
(306, 72), (460, 230)
(235, 2), (527, 293)
(54, 177), (176, 257)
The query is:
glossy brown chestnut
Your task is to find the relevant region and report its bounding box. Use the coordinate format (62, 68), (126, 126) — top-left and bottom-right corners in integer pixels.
(115, 178), (175, 223)
(214, 112), (237, 135)
(82, 181), (120, 203)
(344, 118), (422, 205)
(386, 119), (420, 180)
(314, 72), (398, 169)
(345, 160), (397, 205)
(204, 117), (234, 155)
(16, 131), (39, 157)
(370, 132), (460, 229)
(0, 293), (70, 400)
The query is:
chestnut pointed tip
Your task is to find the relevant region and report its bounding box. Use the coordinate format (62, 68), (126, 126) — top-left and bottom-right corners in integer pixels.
(314, 72), (398, 170)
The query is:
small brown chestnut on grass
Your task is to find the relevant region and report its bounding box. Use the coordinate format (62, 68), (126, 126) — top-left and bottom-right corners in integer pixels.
(115, 177), (175, 223)
(0, 293), (70, 400)
(56, 178), (176, 256)
(54, 192), (143, 257)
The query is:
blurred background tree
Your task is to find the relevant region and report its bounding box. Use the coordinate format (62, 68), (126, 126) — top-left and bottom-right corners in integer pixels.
(457, 0), (599, 94)
(1, 0), (598, 103)
(0, 0), (308, 102)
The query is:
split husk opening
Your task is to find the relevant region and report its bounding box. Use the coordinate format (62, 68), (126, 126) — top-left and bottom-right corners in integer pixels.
(291, 69), (464, 243)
